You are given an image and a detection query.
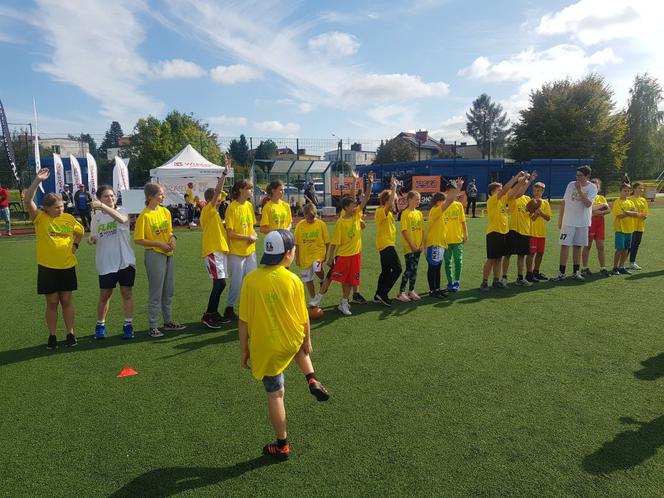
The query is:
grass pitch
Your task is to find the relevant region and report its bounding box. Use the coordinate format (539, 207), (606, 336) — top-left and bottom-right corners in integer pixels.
(2, 209), (664, 497)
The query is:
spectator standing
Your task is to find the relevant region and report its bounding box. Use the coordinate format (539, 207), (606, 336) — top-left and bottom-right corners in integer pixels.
(304, 182), (319, 206)
(0, 183), (11, 236)
(466, 179), (478, 218)
(74, 183), (93, 231)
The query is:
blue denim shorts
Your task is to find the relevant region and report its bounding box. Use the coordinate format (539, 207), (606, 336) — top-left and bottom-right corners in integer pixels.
(262, 373), (285, 393)
(615, 232), (632, 250)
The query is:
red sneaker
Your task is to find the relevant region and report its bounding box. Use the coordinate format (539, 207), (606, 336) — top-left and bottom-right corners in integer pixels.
(263, 441), (290, 461)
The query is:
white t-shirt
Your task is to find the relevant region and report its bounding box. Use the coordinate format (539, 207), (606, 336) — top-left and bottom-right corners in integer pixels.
(91, 207), (136, 275)
(561, 181), (598, 227)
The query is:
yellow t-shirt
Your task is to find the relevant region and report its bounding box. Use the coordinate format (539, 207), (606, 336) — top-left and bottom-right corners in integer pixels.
(133, 206), (173, 256)
(593, 194), (607, 206)
(486, 194), (509, 234)
(185, 188), (194, 205)
(612, 198), (637, 233)
(443, 201), (466, 245)
(260, 200), (292, 231)
(225, 200), (257, 256)
(331, 211), (362, 257)
(200, 202), (229, 257)
(531, 199), (552, 238)
(375, 207), (396, 251)
(33, 211), (84, 269)
(400, 208), (424, 255)
(239, 265), (308, 380)
(508, 196), (532, 236)
(629, 196), (649, 232)
(294, 218), (329, 269)
(425, 205), (446, 248)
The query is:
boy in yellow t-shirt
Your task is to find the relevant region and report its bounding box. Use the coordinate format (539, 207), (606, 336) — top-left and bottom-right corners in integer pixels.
(506, 172), (538, 287)
(442, 182), (467, 292)
(397, 191), (425, 302)
(480, 172), (523, 292)
(294, 203), (329, 304)
(239, 230), (329, 462)
(582, 178), (611, 276)
(373, 176), (401, 305)
(627, 182), (649, 270)
(200, 174), (230, 328)
(527, 182), (552, 282)
(611, 183), (639, 275)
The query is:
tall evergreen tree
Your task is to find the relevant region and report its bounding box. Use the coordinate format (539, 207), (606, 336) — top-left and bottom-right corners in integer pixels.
(464, 93), (510, 158)
(98, 121), (124, 159)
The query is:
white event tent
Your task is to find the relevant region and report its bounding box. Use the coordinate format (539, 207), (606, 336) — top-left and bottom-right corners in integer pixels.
(150, 144), (233, 205)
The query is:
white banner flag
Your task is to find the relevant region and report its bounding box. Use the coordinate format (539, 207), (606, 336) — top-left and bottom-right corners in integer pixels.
(53, 153), (65, 194)
(113, 156), (130, 193)
(33, 98), (44, 192)
(70, 155), (83, 188)
(86, 153), (98, 194)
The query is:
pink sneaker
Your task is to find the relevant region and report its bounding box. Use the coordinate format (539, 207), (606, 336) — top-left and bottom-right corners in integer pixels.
(396, 292), (411, 303)
(407, 290), (421, 301)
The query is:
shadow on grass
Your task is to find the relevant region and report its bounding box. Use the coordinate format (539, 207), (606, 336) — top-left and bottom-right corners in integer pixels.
(582, 415), (664, 474)
(626, 269), (664, 281)
(634, 353), (664, 381)
(109, 456), (278, 497)
(0, 322), (236, 368)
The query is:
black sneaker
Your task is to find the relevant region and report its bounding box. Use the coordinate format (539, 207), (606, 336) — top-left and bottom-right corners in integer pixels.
(373, 294), (391, 307)
(535, 272), (548, 281)
(491, 280), (503, 289)
(600, 268), (611, 277)
(351, 292), (367, 304)
(525, 274), (538, 283)
(212, 311), (231, 324)
(263, 441), (290, 461)
(224, 307), (239, 321)
(433, 289), (449, 299)
(611, 268), (621, 276)
(46, 335), (58, 350)
(618, 267), (632, 275)
(202, 313), (222, 329)
(308, 380), (330, 401)
(65, 333), (77, 347)
(581, 268), (592, 277)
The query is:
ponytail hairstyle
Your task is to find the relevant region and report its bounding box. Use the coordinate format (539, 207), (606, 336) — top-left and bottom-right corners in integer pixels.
(95, 184), (114, 200)
(41, 193), (62, 211)
(231, 179), (253, 200)
(266, 179), (284, 196)
(144, 182), (163, 206)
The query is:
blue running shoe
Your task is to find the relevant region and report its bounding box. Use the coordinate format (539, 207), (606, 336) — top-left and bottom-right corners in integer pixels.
(122, 322), (134, 340)
(446, 283), (455, 292)
(95, 323), (106, 340)
(453, 281), (460, 292)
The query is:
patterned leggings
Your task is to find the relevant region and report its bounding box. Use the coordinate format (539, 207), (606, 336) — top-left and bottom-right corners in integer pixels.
(400, 252), (421, 293)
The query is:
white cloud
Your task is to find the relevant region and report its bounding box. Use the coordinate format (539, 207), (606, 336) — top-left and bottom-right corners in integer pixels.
(152, 58), (206, 79)
(429, 114), (467, 143)
(253, 120), (301, 135)
(298, 102), (314, 113)
(207, 115), (248, 127)
(32, 0), (162, 129)
(210, 64), (261, 84)
(308, 32), (359, 57)
(343, 73), (449, 104)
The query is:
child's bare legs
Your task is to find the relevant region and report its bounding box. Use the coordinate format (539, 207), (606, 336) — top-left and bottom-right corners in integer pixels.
(59, 291), (75, 334)
(525, 254), (534, 274)
(305, 281), (316, 299)
(482, 259), (494, 280)
(501, 255), (510, 278)
(582, 241), (593, 268)
(45, 293), (59, 335)
(534, 253), (544, 273)
(618, 249), (629, 268)
(341, 283), (352, 300)
(572, 246), (582, 267)
(516, 255), (525, 277)
(97, 288), (113, 321)
(596, 240), (606, 268)
(559, 245), (570, 267)
(492, 259), (501, 280)
(295, 349), (314, 375)
(120, 286), (134, 320)
(266, 388), (287, 440)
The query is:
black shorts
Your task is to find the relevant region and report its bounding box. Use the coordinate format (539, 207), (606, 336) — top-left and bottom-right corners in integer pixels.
(99, 265), (136, 289)
(486, 232), (508, 259)
(507, 230), (530, 256)
(37, 265), (77, 295)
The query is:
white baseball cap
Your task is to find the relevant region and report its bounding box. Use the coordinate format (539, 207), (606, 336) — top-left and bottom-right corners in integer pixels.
(261, 229), (295, 265)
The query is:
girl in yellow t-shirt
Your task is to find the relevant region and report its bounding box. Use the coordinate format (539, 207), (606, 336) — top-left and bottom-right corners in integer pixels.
(224, 179), (258, 320)
(397, 191), (425, 302)
(294, 203), (329, 303)
(134, 183), (185, 337)
(260, 180), (292, 233)
(25, 168), (84, 349)
(628, 182), (649, 270)
(373, 176), (401, 305)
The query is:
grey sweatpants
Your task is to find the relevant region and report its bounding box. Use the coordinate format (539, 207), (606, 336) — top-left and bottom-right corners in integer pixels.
(226, 252), (257, 308)
(144, 250), (175, 328)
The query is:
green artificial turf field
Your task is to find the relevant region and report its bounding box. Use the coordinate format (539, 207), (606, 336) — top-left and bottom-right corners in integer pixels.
(1, 209), (664, 497)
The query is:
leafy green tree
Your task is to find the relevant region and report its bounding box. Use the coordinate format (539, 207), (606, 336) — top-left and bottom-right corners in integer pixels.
(625, 73), (663, 178)
(98, 121), (124, 159)
(254, 139), (278, 160)
(228, 134), (250, 169)
(510, 74), (628, 179)
(464, 93), (509, 158)
(373, 138), (415, 164)
(128, 111), (224, 185)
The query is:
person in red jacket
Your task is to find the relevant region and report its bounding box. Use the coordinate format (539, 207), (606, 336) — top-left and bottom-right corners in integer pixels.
(0, 183), (11, 236)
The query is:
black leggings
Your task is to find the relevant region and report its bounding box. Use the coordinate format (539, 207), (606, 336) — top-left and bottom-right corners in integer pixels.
(375, 246), (402, 298)
(629, 231), (643, 263)
(427, 263), (441, 292)
(400, 252), (421, 293)
(466, 197), (477, 217)
(206, 278), (226, 313)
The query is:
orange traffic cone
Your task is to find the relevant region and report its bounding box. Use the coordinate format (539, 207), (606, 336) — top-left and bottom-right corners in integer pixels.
(117, 367), (139, 378)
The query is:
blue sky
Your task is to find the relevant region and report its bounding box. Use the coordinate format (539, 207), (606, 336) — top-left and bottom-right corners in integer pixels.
(0, 0), (662, 149)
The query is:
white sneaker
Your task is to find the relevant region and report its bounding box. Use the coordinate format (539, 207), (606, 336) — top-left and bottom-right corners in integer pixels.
(627, 262), (642, 270)
(396, 292), (411, 302)
(338, 300), (352, 316)
(572, 271), (585, 281)
(516, 278), (532, 287)
(500, 277), (508, 288)
(148, 327), (164, 338)
(552, 272), (566, 281)
(308, 293), (323, 307)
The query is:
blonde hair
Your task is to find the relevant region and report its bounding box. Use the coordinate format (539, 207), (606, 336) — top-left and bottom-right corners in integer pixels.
(144, 183), (163, 206)
(41, 193), (62, 210)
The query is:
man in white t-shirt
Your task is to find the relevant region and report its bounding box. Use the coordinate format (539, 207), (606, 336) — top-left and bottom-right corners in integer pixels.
(89, 185), (137, 339)
(553, 165), (597, 281)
